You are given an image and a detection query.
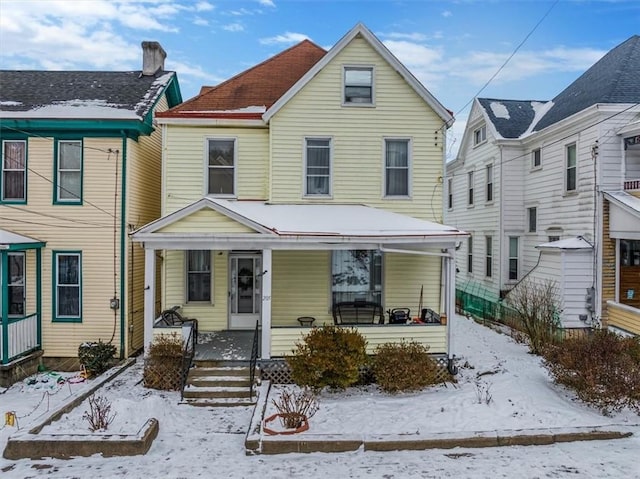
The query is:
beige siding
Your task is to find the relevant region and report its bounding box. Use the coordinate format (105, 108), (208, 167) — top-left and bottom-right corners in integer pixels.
(385, 254), (442, 316)
(607, 302), (640, 336)
(269, 36), (445, 221)
(270, 324), (446, 357)
(157, 208), (257, 233)
(163, 126), (269, 214)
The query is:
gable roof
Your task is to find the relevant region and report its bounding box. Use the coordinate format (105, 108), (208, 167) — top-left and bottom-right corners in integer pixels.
(0, 70), (180, 122)
(264, 23), (453, 124)
(157, 40), (327, 120)
(534, 35), (640, 131)
(477, 98), (547, 139)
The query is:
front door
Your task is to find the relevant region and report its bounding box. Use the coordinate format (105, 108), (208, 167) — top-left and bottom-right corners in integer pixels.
(229, 253), (262, 329)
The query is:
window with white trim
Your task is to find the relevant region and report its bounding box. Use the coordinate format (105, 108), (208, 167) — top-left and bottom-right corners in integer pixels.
(447, 177), (453, 209)
(186, 250), (211, 303)
(2, 140), (26, 202)
(207, 138), (236, 196)
(56, 140), (82, 203)
(486, 164), (493, 202)
(532, 148), (541, 169)
(528, 207), (537, 233)
(566, 144), (577, 192)
(53, 252), (81, 321)
(485, 236), (492, 278)
(468, 171), (474, 206)
(467, 236), (473, 273)
(304, 138), (331, 196)
(331, 250), (382, 304)
(508, 237), (519, 280)
(7, 252), (25, 316)
(344, 67), (373, 105)
(384, 139), (410, 196)
(473, 125), (486, 146)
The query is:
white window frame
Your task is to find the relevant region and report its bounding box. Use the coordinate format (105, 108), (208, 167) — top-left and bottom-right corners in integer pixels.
(467, 170), (474, 206)
(565, 143), (577, 193)
(2, 140), (27, 202)
(485, 164), (493, 203)
(304, 137), (332, 197)
(532, 148), (542, 170)
(343, 65), (375, 106)
(508, 236), (519, 281)
(205, 137), (237, 197)
(383, 138), (411, 198)
(485, 236), (492, 278)
(186, 250), (212, 303)
(447, 177), (453, 210)
(56, 140), (82, 203)
(467, 236), (473, 274)
(473, 125), (486, 146)
(6, 252), (26, 317)
(527, 206), (537, 233)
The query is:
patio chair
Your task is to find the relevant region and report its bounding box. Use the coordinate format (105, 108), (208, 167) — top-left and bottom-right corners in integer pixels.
(156, 305), (199, 338)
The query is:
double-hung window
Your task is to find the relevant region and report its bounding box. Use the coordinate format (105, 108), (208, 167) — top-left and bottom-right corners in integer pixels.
(486, 164), (493, 202)
(2, 140), (26, 202)
(384, 139), (410, 197)
(528, 207), (537, 233)
(186, 250), (211, 303)
(331, 250), (382, 304)
(53, 252), (81, 322)
(532, 148), (541, 169)
(344, 66), (373, 105)
(56, 140), (82, 203)
(7, 252), (25, 316)
(566, 144), (577, 192)
(447, 177), (453, 209)
(207, 138), (236, 196)
(508, 237), (519, 280)
(485, 236), (492, 278)
(468, 171), (474, 206)
(305, 138), (331, 196)
(467, 236), (473, 273)
(473, 125), (486, 146)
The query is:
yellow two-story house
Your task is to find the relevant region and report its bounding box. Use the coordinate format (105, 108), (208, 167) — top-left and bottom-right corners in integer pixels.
(0, 42), (182, 384)
(132, 25), (466, 369)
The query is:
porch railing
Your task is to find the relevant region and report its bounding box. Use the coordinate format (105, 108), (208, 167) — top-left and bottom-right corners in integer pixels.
(249, 320), (259, 400)
(1, 313), (40, 365)
(179, 321), (197, 401)
(624, 179), (640, 191)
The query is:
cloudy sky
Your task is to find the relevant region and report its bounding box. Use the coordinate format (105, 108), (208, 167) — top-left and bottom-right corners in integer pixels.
(1, 0), (638, 158)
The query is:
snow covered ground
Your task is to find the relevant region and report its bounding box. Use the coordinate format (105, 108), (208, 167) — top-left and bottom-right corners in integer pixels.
(1, 315), (638, 478)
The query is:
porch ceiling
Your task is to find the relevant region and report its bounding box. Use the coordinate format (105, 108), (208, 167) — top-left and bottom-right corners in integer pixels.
(131, 197), (468, 250)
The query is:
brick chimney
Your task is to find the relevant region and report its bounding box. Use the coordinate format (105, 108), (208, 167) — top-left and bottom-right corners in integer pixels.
(141, 41), (166, 76)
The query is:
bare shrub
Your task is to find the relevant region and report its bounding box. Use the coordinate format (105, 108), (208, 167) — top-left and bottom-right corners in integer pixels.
(505, 278), (561, 354)
(272, 388), (319, 429)
(287, 326), (368, 390)
(83, 395), (116, 432)
(474, 379), (493, 405)
(372, 341), (439, 393)
(543, 330), (640, 415)
(143, 333), (183, 390)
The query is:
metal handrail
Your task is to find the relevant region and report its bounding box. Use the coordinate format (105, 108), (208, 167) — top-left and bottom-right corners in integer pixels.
(249, 320), (260, 400)
(180, 321), (196, 401)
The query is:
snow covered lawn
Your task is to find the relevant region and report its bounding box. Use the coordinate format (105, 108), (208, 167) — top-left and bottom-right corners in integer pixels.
(0, 315), (638, 478)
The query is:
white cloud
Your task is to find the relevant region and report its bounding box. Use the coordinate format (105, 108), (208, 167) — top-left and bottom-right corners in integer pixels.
(383, 40), (445, 87)
(227, 8), (254, 16)
(193, 17), (209, 27)
(386, 32), (428, 42)
(195, 1), (214, 11)
(442, 10), (452, 18)
(223, 23), (245, 32)
(260, 32), (310, 45)
(166, 60), (213, 80)
(257, 0), (276, 7)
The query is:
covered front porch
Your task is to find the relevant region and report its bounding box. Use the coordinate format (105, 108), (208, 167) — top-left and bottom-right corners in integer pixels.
(132, 198), (467, 364)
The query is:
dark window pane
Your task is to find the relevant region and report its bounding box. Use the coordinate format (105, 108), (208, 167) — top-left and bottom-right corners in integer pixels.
(208, 168), (234, 195)
(58, 286), (80, 316)
(208, 140), (234, 166)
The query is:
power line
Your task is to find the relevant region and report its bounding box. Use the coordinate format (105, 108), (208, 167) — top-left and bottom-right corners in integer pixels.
(0, 215), (111, 229)
(2, 204), (112, 227)
(2, 125), (114, 154)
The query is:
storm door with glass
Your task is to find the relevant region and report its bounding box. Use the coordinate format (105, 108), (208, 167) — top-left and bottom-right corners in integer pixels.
(228, 253), (261, 329)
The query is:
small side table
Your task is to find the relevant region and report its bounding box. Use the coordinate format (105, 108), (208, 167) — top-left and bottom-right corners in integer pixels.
(297, 316), (316, 327)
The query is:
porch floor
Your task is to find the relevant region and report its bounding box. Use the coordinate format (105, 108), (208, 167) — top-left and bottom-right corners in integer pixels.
(194, 330), (257, 362)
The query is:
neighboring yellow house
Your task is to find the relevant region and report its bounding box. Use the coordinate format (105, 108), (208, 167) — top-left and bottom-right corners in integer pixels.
(0, 42), (182, 384)
(132, 24), (466, 369)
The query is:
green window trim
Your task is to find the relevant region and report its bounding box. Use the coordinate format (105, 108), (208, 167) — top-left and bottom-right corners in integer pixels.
(52, 250), (82, 323)
(1, 139), (28, 204)
(53, 139), (83, 205)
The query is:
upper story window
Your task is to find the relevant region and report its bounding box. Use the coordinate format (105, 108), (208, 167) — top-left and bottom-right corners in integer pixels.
(305, 138), (331, 196)
(384, 139), (410, 197)
(53, 251), (82, 322)
(2, 140), (26, 203)
(509, 237), (519, 280)
(532, 148), (541, 169)
(566, 143), (577, 192)
(207, 138), (236, 196)
(344, 66), (373, 105)
(56, 140), (82, 204)
(7, 252), (25, 316)
(528, 207), (537, 233)
(186, 250), (211, 303)
(473, 125), (486, 146)
(486, 164), (493, 202)
(485, 236), (492, 278)
(467, 236), (473, 273)
(467, 170), (474, 206)
(447, 177), (453, 210)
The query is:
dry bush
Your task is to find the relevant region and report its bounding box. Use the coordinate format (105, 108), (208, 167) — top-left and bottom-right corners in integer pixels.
(83, 395), (116, 432)
(505, 278), (561, 354)
(543, 330), (640, 415)
(287, 325), (368, 390)
(371, 341), (439, 393)
(272, 388), (319, 429)
(143, 333), (183, 391)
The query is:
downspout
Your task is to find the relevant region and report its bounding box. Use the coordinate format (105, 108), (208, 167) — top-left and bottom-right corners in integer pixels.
(119, 132), (127, 359)
(1, 251), (8, 364)
(498, 145), (504, 295)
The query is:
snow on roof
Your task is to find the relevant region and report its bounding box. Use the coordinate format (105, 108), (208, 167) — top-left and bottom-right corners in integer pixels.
(604, 190), (640, 215)
(212, 199), (463, 237)
(489, 101), (510, 120)
(0, 99), (140, 119)
(0, 229), (43, 246)
(520, 101), (554, 138)
(536, 236), (593, 250)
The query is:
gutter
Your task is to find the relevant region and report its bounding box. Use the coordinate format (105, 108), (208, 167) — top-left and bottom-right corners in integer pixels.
(119, 132), (127, 359)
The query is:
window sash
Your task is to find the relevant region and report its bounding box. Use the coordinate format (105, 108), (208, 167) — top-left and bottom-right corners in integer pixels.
(305, 138), (331, 195)
(55, 253), (81, 318)
(2, 140), (26, 201)
(467, 237), (473, 273)
(447, 178), (453, 209)
(7, 252), (25, 316)
(566, 144), (577, 191)
(474, 126), (486, 145)
(468, 171), (474, 205)
(486, 165), (493, 202)
(207, 139), (235, 195)
(532, 149), (541, 168)
(344, 67), (373, 104)
(57, 140), (82, 201)
(187, 250), (211, 302)
(485, 236), (492, 277)
(509, 237), (518, 280)
(385, 140), (409, 196)
(528, 207), (537, 233)
(331, 250), (382, 304)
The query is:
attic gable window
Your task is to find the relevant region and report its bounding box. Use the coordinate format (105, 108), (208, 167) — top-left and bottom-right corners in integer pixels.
(344, 66), (374, 105)
(473, 125), (486, 146)
(207, 138), (236, 196)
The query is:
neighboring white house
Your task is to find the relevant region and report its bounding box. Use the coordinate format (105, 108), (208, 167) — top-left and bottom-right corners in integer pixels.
(446, 35), (640, 334)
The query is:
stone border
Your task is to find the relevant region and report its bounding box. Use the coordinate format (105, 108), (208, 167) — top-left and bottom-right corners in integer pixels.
(3, 358), (160, 459)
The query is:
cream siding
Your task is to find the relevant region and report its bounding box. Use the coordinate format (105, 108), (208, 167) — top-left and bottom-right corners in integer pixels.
(607, 301), (640, 335)
(269, 37), (445, 221)
(384, 254), (442, 316)
(157, 208), (257, 234)
(163, 126), (269, 214)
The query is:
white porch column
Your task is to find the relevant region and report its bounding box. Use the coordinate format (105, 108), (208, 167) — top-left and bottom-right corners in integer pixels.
(446, 250), (456, 362)
(143, 247), (156, 356)
(261, 248), (272, 359)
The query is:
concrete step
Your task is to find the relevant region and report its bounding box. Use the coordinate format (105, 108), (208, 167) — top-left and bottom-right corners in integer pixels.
(180, 397), (257, 408)
(182, 386), (254, 399)
(188, 377), (252, 388)
(188, 366), (253, 377)
(192, 359), (252, 368)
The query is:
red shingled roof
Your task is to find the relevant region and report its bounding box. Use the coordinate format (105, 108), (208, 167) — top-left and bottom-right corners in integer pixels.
(158, 40), (327, 119)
